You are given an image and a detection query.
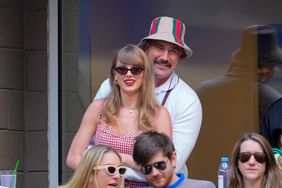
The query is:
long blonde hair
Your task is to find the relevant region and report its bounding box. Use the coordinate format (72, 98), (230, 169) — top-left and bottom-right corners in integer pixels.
(228, 132), (282, 188)
(57, 145), (122, 188)
(102, 44), (159, 131)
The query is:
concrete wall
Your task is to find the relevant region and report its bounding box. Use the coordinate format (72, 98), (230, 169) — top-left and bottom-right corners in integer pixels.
(60, 0), (85, 184)
(0, 0), (48, 187)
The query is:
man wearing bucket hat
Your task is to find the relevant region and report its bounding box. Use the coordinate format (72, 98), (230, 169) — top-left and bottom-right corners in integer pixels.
(95, 16), (202, 180)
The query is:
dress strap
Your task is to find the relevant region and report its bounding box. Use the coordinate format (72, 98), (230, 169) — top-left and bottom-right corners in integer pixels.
(161, 75), (179, 106)
(96, 98), (106, 120)
(161, 75), (173, 106)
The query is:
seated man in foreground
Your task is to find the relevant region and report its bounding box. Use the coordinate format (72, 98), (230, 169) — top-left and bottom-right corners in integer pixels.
(133, 131), (216, 188)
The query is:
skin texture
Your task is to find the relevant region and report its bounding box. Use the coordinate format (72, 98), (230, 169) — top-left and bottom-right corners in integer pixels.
(238, 140), (266, 188)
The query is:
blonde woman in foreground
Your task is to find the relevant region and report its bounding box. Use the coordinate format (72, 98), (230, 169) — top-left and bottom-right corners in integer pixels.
(228, 132), (282, 188)
(58, 145), (126, 188)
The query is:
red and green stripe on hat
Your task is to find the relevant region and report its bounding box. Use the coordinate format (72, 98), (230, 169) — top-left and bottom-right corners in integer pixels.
(149, 17), (185, 46)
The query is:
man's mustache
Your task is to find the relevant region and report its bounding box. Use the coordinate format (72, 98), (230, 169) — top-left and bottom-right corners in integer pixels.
(154, 60), (172, 68)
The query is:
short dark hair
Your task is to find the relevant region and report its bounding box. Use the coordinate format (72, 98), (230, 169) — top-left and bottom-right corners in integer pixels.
(133, 131), (175, 165)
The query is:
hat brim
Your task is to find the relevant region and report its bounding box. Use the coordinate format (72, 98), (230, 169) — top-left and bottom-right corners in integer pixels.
(232, 48), (282, 67)
(138, 32), (193, 59)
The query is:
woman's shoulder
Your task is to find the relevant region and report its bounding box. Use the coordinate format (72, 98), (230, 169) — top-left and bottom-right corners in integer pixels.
(158, 106), (170, 116)
(85, 98), (108, 115)
(91, 98), (107, 107)
(154, 106), (171, 126)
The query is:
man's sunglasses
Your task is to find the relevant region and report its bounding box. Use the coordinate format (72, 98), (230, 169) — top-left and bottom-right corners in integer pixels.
(141, 160), (168, 175)
(114, 66), (144, 75)
(94, 165), (127, 176)
(238, 152), (266, 163)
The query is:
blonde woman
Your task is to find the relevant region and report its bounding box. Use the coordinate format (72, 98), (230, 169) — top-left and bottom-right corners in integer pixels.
(58, 145), (126, 188)
(66, 44), (172, 187)
(228, 132), (282, 188)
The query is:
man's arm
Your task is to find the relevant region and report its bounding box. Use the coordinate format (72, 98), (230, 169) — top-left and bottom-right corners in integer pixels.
(166, 84), (202, 172)
(173, 97), (202, 172)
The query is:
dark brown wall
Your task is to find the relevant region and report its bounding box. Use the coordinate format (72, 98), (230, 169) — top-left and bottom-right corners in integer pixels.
(0, 0), (48, 187)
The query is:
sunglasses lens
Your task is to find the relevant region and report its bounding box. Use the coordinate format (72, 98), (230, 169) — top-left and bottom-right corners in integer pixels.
(115, 67), (128, 75)
(142, 160), (167, 175)
(107, 166), (116, 175)
(119, 167), (127, 175)
(131, 67), (143, 75)
(115, 67), (144, 75)
(239, 153), (251, 163)
(154, 161), (167, 170)
(254, 153), (266, 163)
(238, 152), (266, 163)
(142, 166), (152, 175)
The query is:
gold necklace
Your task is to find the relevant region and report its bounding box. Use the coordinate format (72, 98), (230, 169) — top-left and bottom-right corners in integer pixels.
(123, 106), (138, 113)
(128, 109), (135, 113)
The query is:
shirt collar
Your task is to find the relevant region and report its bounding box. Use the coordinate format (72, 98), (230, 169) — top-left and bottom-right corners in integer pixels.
(165, 172), (185, 188)
(155, 72), (179, 93)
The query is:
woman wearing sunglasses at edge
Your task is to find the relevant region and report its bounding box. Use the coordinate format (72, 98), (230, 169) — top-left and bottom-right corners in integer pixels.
(58, 145), (126, 188)
(228, 132), (282, 188)
(66, 44), (172, 187)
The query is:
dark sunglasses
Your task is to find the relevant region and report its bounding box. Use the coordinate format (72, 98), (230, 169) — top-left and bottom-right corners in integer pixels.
(114, 66), (144, 75)
(238, 152), (266, 163)
(94, 165), (127, 176)
(141, 159), (168, 175)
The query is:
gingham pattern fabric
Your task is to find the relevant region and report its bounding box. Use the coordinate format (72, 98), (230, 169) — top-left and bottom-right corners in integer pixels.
(95, 123), (143, 155)
(95, 124), (149, 187)
(94, 99), (163, 187)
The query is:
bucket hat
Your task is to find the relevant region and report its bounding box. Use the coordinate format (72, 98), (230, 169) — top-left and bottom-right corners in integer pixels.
(138, 16), (193, 59)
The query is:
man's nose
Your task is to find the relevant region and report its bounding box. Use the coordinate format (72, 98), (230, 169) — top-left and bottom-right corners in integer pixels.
(151, 166), (160, 176)
(160, 50), (169, 61)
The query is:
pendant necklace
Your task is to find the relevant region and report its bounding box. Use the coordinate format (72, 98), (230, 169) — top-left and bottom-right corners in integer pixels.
(128, 107), (138, 113)
(123, 106), (138, 113)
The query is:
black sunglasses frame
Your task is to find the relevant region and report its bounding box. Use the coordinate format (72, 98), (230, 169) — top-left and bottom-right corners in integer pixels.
(94, 165), (127, 176)
(238, 152), (266, 164)
(141, 159), (169, 175)
(114, 66), (144, 75)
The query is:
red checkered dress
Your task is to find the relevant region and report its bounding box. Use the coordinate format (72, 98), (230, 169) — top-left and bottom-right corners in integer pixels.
(95, 123), (149, 187)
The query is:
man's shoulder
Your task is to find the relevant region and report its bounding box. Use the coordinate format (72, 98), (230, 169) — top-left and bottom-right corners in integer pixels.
(170, 77), (199, 101)
(94, 78), (111, 100)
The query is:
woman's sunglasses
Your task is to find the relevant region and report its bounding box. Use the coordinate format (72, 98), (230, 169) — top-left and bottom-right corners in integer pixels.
(94, 165), (127, 176)
(114, 66), (144, 75)
(141, 160), (168, 175)
(238, 152), (266, 163)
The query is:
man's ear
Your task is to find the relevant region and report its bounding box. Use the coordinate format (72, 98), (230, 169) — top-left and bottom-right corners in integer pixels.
(144, 41), (150, 51)
(171, 151), (177, 168)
